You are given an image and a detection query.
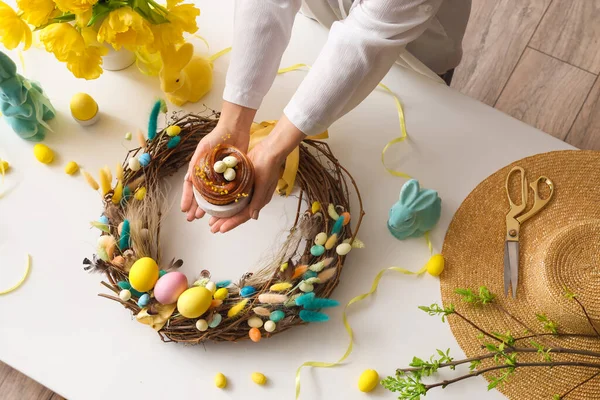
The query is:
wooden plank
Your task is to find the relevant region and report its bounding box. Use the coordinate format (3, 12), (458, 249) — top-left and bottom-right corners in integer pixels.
(451, 0), (552, 106)
(566, 76), (600, 149)
(495, 48), (596, 139)
(0, 364), (54, 400)
(49, 394), (66, 400)
(530, 0), (600, 74)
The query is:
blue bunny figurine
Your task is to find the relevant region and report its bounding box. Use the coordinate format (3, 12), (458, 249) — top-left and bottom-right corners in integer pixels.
(388, 179), (442, 240)
(0, 51), (55, 141)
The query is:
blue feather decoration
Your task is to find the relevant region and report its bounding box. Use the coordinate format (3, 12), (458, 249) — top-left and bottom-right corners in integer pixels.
(147, 99), (163, 141)
(300, 310), (329, 322)
(302, 297), (340, 310)
(167, 136), (181, 149)
(118, 219), (131, 250)
(295, 292), (315, 307)
(331, 215), (345, 235)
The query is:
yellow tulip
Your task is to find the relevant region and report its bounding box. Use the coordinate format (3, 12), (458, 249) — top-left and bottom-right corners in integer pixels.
(0, 1), (32, 50)
(39, 23), (85, 62)
(147, 1), (199, 52)
(17, 0), (56, 26)
(98, 7), (154, 51)
(54, 0), (97, 15)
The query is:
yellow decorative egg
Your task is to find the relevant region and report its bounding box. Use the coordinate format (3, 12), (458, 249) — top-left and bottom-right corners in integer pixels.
(214, 287), (228, 300)
(33, 144), (54, 164)
(426, 254), (445, 277)
(214, 372), (227, 389)
(64, 161), (79, 175)
(128, 257), (159, 292)
(251, 372), (267, 386)
(70, 93), (98, 123)
(177, 286), (212, 318)
(358, 369), (379, 392)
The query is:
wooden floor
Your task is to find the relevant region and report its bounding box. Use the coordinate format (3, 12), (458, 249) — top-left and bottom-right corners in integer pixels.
(2, 1), (600, 399)
(452, 0), (600, 149)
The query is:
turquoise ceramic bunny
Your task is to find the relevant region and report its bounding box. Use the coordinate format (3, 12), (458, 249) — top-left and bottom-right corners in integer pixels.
(388, 179), (441, 240)
(0, 51), (55, 141)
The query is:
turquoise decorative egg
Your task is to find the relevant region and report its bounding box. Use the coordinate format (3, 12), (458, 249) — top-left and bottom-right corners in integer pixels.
(311, 245), (325, 256)
(240, 286), (257, 297)
(270, 310), (285, 322)
(137, 293), (150, 307)
(209, 313), (223, 328)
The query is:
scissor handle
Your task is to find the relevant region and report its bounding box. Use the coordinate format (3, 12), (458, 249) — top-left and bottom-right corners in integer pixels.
(505, 166), (527, 218)
(516, 176), (554, 223)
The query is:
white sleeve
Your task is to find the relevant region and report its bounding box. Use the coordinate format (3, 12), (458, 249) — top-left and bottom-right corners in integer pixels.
(284, 0), (443, 136)
(223, 0), (302, 110)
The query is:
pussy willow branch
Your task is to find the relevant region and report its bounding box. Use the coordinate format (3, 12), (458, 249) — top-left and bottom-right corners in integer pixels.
(398, 347), (600, 374)
(515, 332), (599, 342)
(561, 371), (600, 399)
(423, 362), (600, 391)
(573, 296), (600, 337)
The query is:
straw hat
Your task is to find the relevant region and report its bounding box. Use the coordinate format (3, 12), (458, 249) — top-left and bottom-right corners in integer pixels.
(441, 150), (600, 399)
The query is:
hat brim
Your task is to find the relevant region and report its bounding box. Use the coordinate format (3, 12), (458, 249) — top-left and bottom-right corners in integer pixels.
(441, 150), (600, 399)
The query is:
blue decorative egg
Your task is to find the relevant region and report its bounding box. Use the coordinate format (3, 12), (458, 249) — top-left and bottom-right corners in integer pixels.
(240, 286), (257, 297)
(138, 153), (151, 167)
(137, 293), (150, 307)
(270, 310), (285, 322)
(99, 215), (109, 225)
(311, 245), (325, 257)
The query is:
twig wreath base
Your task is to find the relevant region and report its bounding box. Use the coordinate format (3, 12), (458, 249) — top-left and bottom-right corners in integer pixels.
(84, 104), (364, 344)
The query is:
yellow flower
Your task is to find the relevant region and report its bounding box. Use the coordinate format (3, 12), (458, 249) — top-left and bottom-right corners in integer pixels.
(53, 0), (97, 15)
(147, 1), (199, 52)
(17, 0), (56, 26)
(0, 1), (32, 50)
(75, 8), (93, 28)
(39, 23), (85, 62)
(67, 45), (107, 80)
(98, 7), (154, 51)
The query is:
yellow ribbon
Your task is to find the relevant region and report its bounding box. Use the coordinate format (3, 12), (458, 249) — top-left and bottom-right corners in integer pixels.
(276, 64), (410, 179)
(0, 254), (31, 295)
(249, 121), (328, 197)
(295, 234), (433, 398)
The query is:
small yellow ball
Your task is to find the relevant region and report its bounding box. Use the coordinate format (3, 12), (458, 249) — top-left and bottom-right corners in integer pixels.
(70, 93), (98, 121)
(251, 372), (267, 386)
(426, 254), (445, 277)
(358, 369), (379, 393)
(64, 161), (79, 175)
(33, 143), (54, 164)
(134, 186), (147, 200)
(166, 125), (181, 137)
(214, 372), (227, 389)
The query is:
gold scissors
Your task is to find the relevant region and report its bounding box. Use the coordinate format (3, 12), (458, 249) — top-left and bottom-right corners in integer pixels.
(504, 166), (554, 298)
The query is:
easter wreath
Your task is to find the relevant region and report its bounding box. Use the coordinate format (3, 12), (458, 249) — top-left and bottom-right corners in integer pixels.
(84, 100), (364, 343)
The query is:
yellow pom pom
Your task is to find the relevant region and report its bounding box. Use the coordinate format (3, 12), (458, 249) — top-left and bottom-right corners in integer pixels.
(64, 161), (79, 175)
(227, 299), (248, 318)
(251, 372), (267, 386)
(112, 180), (123, 204)
(70, 93), (98, 121)
(0, 160), (10, 173)
(358, 369), (379, 392)
(214, 372), (227, 389)
(82, 170), (99, 190)
(33, 144), (54, 164)
(134, 186), (147, 200)
(269, 282), (292, 292)
(311, 201), (321, 214)
(166, 125), (181, 137)
(426, 254), (445, 277)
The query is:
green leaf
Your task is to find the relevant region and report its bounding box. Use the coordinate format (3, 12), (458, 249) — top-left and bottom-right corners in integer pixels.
(564, 287), (577, 300)
(536, 313), (559, 334)
(469, 360), (481, 371)
(553, 395), (561, 400)
(478, 286), (496, 304)
(90, 221), (110, 233)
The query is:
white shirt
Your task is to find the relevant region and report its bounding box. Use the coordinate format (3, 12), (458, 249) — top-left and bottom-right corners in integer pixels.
(223, 0), (471, 136)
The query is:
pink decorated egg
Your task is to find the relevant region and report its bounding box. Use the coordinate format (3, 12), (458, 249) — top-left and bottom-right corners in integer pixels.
(154, 271), (188, 305)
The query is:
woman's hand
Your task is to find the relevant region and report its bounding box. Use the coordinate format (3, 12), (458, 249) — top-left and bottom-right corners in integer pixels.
(208, 115), (305, 233)
(180, 101), (256, 221)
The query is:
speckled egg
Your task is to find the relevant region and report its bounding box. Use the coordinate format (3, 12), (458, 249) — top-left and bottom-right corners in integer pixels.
(177, 286), (212, 318)
(154, 271), (188, 304)
(128, 257), (159, 292)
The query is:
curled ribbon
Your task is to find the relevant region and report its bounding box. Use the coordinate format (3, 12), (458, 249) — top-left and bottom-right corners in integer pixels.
(0, 254), (31, 295)
(248, 121), (328, 197)
(294, 234), (433, 398)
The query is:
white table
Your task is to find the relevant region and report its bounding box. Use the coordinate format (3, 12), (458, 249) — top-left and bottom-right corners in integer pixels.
(0, 2), (573, 399)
